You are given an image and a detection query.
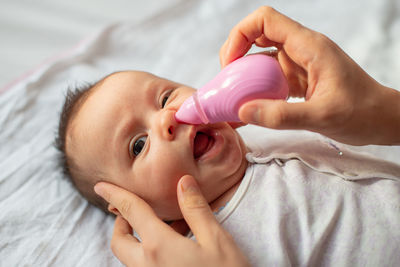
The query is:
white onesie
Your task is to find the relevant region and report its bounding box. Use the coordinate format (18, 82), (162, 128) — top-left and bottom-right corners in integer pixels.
(214, 134), (400, 267)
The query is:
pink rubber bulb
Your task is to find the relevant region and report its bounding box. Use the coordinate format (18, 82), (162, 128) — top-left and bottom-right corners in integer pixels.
(175, 54), (289, 124)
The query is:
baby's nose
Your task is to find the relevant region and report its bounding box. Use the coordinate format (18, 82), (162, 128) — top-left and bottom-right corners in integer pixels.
(160, 109), (179, 140)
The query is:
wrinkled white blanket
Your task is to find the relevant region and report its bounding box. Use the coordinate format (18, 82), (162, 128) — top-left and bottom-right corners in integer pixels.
(0, 0), (399, 266)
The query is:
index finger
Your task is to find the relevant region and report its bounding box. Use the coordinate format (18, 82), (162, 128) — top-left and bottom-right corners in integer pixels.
(94, 182), (172, 240)
(220, 6), (305, 67)
(177, 175), (228, 246)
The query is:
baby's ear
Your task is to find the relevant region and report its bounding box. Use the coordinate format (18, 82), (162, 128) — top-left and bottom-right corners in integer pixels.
(108, 204), (122, 216)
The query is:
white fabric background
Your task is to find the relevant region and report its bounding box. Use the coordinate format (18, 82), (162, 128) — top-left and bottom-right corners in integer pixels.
(0, 0), (399, 266)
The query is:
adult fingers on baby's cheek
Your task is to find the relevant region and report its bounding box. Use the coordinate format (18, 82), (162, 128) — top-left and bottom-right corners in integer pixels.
(169, 219), (190, 236)
(94, 182), (111, 202)
(114, 214), (133, 236)
(94, 182), (166, 239)
(94, 182), (136, 222)
(177, 175), (221, 245)
(111, 216), (141, 266)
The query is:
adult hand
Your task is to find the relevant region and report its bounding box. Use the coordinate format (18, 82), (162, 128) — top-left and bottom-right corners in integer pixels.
(94, 175), (250, 267)
(220, 6), (400, 146)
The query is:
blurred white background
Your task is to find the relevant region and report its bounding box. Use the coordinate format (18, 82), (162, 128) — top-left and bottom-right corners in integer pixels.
(0, 0), (184, 87)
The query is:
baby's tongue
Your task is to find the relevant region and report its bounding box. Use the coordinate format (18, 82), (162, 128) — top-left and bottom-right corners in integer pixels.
(194, 132), (210, 159)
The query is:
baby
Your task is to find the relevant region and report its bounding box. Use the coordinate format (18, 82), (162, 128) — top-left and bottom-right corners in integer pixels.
(56, 70), (400, 266)
(56, 70), (248, 220)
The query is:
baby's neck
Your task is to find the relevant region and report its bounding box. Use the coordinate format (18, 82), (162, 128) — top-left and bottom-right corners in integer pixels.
(209, 177), (243, 213)
(209, 148), (249, 213)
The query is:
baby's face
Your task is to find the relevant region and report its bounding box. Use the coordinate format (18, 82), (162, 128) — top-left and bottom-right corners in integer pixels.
(68, 71), (248, 220)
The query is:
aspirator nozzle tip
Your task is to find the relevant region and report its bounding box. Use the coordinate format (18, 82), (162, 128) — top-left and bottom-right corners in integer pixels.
(175, 95), (205, 124)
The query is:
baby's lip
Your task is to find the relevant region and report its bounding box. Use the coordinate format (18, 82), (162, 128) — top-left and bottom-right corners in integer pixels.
(189, 125), (219, 161)
(189, 126), (197, 156)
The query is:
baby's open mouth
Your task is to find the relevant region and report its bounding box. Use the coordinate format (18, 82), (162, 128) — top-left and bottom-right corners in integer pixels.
(193, 131), (215, 159)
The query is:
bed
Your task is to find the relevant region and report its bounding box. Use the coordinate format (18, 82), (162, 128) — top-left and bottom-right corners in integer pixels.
(1, 0), (399, 266)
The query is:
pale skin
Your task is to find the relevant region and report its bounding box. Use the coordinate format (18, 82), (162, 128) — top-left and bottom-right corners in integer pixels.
(221, 7), (400, 146)
(67, 71), (248, 220)
(94, 175), (250, 267)
(94, 6), (400, 267)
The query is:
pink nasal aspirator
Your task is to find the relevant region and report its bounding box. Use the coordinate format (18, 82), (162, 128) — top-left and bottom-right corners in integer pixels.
(175, 54), (289, 124)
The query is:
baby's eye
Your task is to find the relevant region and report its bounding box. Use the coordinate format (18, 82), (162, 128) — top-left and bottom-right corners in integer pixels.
(161, 90), (174, 108)
(161, 95), (169, 108)
(131, 136), (147, 156)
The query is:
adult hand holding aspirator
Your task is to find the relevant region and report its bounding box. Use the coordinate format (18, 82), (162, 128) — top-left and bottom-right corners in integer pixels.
(220, 6), (400, 146)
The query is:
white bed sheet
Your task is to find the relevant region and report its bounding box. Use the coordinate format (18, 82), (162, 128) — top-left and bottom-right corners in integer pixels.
(0, 0), (399, 266)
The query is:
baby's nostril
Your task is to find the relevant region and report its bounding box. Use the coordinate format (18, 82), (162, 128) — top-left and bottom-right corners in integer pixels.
(168, 126), (174, 135)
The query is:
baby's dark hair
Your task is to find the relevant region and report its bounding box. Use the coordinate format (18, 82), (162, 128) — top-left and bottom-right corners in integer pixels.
(55, 78), (109, 213)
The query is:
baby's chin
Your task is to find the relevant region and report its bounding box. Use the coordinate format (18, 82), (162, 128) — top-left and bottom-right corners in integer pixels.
(153, 202), (185, 221)
(155, 196), (213, 222)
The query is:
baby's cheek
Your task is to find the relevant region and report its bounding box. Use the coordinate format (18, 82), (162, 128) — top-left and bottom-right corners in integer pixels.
(147, 163), (181, 195)
(153, 155), (193, 183)
(148, 170), (188, 220)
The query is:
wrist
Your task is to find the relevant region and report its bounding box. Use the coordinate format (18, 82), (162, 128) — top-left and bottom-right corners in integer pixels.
(378, 86), (400, 145)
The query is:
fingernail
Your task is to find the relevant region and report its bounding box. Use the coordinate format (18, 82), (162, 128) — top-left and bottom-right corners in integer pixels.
(224, 41), (232, 67)
(241, 105), (260, 124)
(179, 176), (207, 208)
(94, 184), (104, 197)
(180, 176), (199, 194)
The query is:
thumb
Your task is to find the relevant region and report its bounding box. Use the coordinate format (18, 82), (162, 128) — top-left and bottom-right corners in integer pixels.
(238, 99), (315, 130)
(177, 175), (222, 245)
